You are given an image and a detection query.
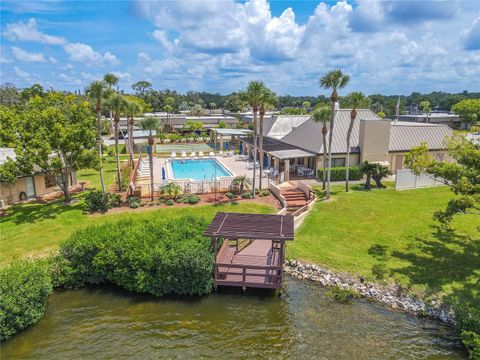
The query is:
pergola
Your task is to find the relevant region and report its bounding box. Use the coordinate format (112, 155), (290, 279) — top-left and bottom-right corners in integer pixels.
(211, 128), (252, 151)
(204, 212), (294, 289)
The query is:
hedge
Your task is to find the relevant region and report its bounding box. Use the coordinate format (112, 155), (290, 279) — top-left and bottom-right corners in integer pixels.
(58, 215), (214, 296)
(0, 261), (53, 341)
(317, 166), (362, 182)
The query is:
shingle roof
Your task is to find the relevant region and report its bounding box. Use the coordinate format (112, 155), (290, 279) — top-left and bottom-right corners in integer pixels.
(389, 122), (453, 151)
(263, 115), (311, 139)
(280, 109), (380, 154)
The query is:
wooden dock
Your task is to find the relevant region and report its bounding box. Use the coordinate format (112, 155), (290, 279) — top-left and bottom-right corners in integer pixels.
(204, 212), (294, 289)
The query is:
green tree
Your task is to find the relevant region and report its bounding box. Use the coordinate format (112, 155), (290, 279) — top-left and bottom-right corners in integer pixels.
(232, 175), (251, 194)
(223, 93), (245, 112)
(405, 137), (480, 226)
(140, 116), (161, 201)
(131, 81), (152, 95)
(108, 93), (127, 192)
(0, 93), (97, 203)
(320, 69), (350, 199)
(85, 80), (111, 192)
(258, 88), (277, 187)
(376, 111), (386, 118)
(343, 91), (368, 192)
(302, 101), (311, 111)
(164, 96), (175, 130)
(452, 99), (480, 130)
(124, 97), (143, 166)
(311, 105), (331, 191)
(20, 84), (45, 102)
(420, 100), (431, 123)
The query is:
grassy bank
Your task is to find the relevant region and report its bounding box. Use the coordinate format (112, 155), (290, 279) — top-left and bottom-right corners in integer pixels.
(289, 185), (479, 307)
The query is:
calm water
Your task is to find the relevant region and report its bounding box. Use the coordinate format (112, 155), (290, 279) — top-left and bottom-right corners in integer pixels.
(2, 278), (464, 359)
(171, 159), (232, 180)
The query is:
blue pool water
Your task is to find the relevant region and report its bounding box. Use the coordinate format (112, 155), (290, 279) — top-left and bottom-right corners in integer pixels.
(170, 159), (232, 180)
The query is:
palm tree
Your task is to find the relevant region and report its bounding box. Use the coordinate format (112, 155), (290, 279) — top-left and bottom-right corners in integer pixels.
(241, 81), (267, 197)
(124, 98), (143, 167)
(343, 91), (368, 192)
(232, 175), (251, 194)
(85, 80), (110, 192)
(139, 116), (161, 201)
(320, 69), (350, 199)
(420, 100), (431, 123)
(164, 96), (175, 131)
(108, 93), (127, 192)
(103, 73), (119, 127)
(311, 105), (331, 191)
(258, 88), (276, 188)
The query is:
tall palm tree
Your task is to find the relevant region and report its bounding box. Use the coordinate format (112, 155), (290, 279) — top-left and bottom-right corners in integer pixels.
(85, 80), (110, 192)
(241, 81), (267, 198)
(164, 96), (175, 131)
(139, 116), (160, 201)
(343, 91), (368, 192)
(320, 69), (350, 199)
(311, 105), (331, 191)
(108, 93), (127, 192)
(124, 98), (143, 167)
(103, 73), (119, 132)
(258, 88), (276, 188)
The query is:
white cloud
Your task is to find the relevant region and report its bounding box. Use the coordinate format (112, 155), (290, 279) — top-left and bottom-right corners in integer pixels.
(59, 73), (82, 85)
(14, 66), (31, 80)
(49, 56), (58, 64)
(111, 71), (132, 83)
(11, 46), (46, 62)
(3, 18), (66, 45)
(63, 43), (120, 67)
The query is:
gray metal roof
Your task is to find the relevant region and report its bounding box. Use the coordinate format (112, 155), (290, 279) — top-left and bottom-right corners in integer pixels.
(389, 122), (453, 151)
(280, 109), (380, 154)
(263, 115), (311, 139)
(213, 128), (252, 136)
(269, 149), (315, 159)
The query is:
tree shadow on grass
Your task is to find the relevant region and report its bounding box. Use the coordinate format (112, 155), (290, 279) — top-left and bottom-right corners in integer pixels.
(1, 197), (84, 225)
(390, 225), (480, 307)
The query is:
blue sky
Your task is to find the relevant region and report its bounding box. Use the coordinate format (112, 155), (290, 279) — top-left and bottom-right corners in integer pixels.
(1, 0), (479, 96)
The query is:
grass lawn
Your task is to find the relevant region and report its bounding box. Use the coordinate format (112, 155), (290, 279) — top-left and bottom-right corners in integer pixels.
(0, 199), (274, 265)
(289, 184), (479, 305)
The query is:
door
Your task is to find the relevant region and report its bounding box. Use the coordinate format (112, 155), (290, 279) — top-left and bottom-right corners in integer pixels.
(395, 155), (404, 172)
(25, 177), (36, 198)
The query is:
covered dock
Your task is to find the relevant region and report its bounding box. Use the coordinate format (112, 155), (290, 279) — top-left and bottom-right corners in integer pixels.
(204, 212), (294, 289)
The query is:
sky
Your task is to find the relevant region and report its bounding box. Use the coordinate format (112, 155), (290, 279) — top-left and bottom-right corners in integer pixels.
(0, 0), (479, 96)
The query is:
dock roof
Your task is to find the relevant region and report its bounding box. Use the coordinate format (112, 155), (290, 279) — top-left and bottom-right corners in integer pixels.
(204, 212), (294, 240)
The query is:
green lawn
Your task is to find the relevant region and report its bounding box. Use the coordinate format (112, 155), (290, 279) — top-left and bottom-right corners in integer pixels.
(289, 184), (479, 305)
(0, 199), (274, 265)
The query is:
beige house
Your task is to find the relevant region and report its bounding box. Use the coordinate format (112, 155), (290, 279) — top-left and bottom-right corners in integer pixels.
(0, 148), (77, 205)
(240, 109), (453, 181)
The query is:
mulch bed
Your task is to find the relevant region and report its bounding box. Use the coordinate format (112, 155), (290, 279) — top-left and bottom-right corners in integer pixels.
(91, 192), (282, 216)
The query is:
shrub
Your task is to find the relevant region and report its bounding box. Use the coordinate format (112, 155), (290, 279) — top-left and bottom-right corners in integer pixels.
(85, 191), (111, 213)
(326, 285), (359, 303)
(461, 331), (480, 359)
(260, 190), (270, 197)
(317, 166), (362, 182)
(241, 192), (252, 199)
(120, 165), (132, 190)
(165, 199), (174, 206)
(0, 261), (53, 341)
(110, 193), (122, 208)
(225, 192), (234, 199)
(184, 195), (200, 204)
(58, 216), (214, 296)
(452, 299), (480, 359)
(127, 196), (141, 208)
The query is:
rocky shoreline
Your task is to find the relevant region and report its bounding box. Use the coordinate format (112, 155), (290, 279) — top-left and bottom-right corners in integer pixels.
(284, 260), (456, 325)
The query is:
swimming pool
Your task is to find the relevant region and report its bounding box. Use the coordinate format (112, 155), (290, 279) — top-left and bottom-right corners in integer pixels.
(170, 159), (233, 181)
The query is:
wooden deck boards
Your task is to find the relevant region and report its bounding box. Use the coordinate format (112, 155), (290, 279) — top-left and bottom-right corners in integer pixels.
(214, 240), (282, 288)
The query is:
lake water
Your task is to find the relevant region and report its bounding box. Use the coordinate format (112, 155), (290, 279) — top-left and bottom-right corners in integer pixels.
(2, 277), (464, 359)
(170, 159), (232, 181)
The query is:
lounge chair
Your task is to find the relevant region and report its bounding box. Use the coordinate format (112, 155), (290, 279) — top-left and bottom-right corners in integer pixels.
(171, 152), (177, 158)
(209, 151), (215, 157)
(190, 151), (196, 158)
(218, 151), (224, 157)
(199, 151), (204, 158)
(181, 151), (187, 158)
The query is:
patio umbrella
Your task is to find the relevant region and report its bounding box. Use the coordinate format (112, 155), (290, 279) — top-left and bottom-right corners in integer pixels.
(162, 167), (166, 180)
(239, 142), (243, 154)
(265, 156), (269, 168)
(225, 142), (229, 151)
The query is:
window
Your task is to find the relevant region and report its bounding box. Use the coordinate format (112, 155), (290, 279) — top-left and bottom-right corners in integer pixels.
(44, 173), (56, 188)
(332, 158), (346, 167)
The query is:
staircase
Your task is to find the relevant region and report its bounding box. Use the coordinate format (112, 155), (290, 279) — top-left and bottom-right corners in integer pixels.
(137, 158), (150, 179)
(281, 188), (308, 215)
